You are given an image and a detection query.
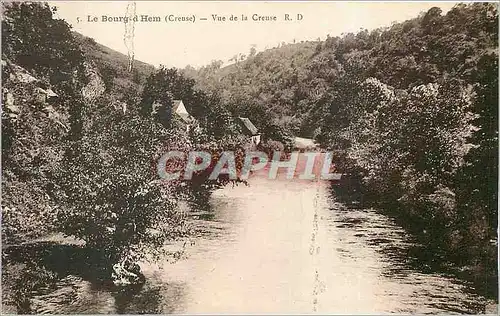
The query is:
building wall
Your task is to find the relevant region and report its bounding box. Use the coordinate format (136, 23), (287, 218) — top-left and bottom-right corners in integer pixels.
(252, 135), (261, 146)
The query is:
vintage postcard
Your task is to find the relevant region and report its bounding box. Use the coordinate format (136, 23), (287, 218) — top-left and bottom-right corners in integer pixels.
(1, 0), (498, 314)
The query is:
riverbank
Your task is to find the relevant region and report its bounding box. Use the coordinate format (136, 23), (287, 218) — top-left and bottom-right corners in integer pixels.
(331, 182), (498, 305)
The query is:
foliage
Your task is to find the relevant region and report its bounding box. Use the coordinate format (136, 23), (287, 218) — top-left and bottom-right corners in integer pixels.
(313, 4), (497, 272)
(183, 41), (317, 141)
(141, 66), (241, 139)
(1, 2), (82, 244)
(2, 0), (498, 290)
(99, 64), (117, 92)
(140, 67), (247, 191)
(52, 99), (190, 265)
(2, 2), (84, 85)
(1, 2), (245, 283)
(259, 140), (285, 157)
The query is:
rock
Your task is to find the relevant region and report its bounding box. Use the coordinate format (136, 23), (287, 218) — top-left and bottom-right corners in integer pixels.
(81, 62), (105, 103)
(111, 259), (145, 286)
(6, 62), (39, 83)
(485, 302), (498, 315)
(13, 69), (38, 83)
(3, 90), (19, 120)
(111, 101), (128, 114)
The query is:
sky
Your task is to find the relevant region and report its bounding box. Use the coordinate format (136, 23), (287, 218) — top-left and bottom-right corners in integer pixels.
(50, 1), (462, 69)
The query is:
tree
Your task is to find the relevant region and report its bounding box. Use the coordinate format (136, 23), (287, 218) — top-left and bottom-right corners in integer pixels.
(455, 52), (498, 255)
(141, 67), (240, 140)
(53, 98), (190, 283)
(2, 2), (84, 85)
(140, 67), (196, 116)
(99, 64), (118, 91)
(249, 45), (257, 57)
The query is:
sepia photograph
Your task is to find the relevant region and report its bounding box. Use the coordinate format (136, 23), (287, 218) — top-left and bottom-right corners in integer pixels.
(1, 0), (498, 314)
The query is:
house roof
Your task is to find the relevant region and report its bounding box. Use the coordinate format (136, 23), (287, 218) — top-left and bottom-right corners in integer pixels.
(238, 117), (259, 135)
(46, 89), (58, 98)
(176, 112), (191, 124)
(172, 100), (183, 112)
(151, 99), (194, 124)
(34, 87), (59, 98)
(172, 100), (193, 124)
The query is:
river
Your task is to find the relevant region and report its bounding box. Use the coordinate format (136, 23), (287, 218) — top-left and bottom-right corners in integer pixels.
(6, 170), (496, 314)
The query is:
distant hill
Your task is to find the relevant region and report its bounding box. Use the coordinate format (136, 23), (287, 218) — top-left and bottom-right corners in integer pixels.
(182, 41), (317, 131)
(185, 40), (317, 88)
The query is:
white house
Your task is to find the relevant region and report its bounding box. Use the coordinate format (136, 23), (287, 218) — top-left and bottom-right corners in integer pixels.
(172, 100), (195, 132)
(172, 100), (191, 123)
(153, 99), (194, 132)
(238, 117), (261, 146)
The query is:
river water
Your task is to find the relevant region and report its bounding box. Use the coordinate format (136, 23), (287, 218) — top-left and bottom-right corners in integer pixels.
(9, 172), (496, 314)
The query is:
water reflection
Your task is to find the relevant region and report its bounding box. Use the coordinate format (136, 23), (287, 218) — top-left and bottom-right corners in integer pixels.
(112, 279), (187, 314)
(2, 177), (496, 314)
(324, 195), (491, 314)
